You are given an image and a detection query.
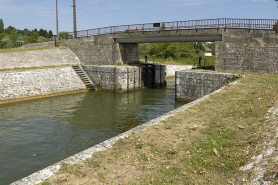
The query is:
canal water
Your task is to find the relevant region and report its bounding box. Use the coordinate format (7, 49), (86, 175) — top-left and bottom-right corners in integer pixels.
(0, 79), (185, 184)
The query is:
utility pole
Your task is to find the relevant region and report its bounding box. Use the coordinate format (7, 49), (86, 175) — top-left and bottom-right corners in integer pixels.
(56, 0), (59, 43)
(73, 0), (77, 38)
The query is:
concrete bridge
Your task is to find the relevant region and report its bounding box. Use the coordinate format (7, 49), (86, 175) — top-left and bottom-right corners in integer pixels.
(59, 18), (278, 73)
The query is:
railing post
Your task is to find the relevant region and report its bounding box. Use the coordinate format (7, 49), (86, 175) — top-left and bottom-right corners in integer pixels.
(276, 20), (278, 34)
(218, 19), (219, 30)
(225, 19), (226, 31)
(87, 30), (88, 38)
(177, 22), (179, 32)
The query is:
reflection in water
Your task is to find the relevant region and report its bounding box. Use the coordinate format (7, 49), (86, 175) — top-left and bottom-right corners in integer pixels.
(0, 79), (185, 184)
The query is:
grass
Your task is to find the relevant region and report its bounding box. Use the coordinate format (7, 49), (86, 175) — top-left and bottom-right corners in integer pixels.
(41, 73), (278, 185)
(0, 46), (58, 54)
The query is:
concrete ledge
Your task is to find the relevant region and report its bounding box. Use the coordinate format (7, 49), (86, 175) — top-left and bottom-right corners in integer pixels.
(11, 79), (238, 185)
(0, 89), (87, 105)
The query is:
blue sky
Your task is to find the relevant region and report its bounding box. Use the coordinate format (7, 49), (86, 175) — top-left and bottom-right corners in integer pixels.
(0, 0), (277, 34)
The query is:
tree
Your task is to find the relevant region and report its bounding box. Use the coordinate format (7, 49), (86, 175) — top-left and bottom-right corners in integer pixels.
(59, 31), (72, 39)
(0, 19), (4, 33)
(39, 28), (48, 38)
(37, 36), (46, 43)
(48, 30), (53, 38)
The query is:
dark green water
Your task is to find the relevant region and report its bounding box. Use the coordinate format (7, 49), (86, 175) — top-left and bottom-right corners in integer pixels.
(0, 79), (185, 184)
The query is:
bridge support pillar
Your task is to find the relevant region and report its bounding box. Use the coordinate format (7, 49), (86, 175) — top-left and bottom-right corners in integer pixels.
(216, 29), (278, 74)
(117, 43), (139, 65)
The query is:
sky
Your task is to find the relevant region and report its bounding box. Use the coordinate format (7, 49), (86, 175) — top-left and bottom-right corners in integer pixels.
(0, 0), (277, 34)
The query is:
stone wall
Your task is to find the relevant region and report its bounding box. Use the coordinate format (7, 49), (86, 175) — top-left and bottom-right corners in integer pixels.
(59, 36), (139, 65)
(175, 70), (235, 101)
(216, 29), (278, 73)
(0, 48), (81, 70)
(83, 65), (140, 91)
(166, 65), (193, 77)
(0, 67), (86, 102)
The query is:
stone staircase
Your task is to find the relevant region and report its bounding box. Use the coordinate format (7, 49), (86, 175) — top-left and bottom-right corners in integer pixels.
(72, 65), (95, 90)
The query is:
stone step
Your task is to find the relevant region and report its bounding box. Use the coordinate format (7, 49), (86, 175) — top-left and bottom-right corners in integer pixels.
(72, 65), (95, 90)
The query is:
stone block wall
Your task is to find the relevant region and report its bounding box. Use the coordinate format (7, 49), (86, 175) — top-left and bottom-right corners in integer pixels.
(216, 29), (278, 73)
(0, 67), (86, 102)
(59, 35), (139, 65)
(69, 45), (114, 65)
(119, 44), (139, 64)
(83, 65), (140, 91)
(175, 70), (235, 101)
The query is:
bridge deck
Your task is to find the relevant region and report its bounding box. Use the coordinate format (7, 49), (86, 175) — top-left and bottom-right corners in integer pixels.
(68, 18), (278, 38)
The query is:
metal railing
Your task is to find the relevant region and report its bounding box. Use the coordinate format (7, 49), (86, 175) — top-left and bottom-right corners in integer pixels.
(68, 18), (278, 38)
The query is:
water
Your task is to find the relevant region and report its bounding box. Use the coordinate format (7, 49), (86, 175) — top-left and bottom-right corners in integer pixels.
(0, 79), (185, 184)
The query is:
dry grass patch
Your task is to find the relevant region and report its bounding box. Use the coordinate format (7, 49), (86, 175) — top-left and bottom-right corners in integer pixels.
(42, 73), (278, 185)
(0, 46), (58, 54)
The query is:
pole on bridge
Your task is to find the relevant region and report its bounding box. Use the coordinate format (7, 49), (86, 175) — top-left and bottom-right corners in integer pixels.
(73, 0), (77, 38)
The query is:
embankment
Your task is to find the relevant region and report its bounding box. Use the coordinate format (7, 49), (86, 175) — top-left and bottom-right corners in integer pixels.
(28, 73), (278, 185)
(0, 48), (81, 71)
(0, 67), (86, 103)
(0, 48), (86, 104)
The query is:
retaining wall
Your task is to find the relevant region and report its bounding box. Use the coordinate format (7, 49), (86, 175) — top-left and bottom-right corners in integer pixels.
(59, 36), (139, 65)
(175, 70), (235, 101)
(83, 65), (141, 91)
(0, 67), (86, 102)
(0, 48), (81, 70)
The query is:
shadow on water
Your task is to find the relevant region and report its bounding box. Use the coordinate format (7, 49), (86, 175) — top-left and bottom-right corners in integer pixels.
(0, 79), (185, 184)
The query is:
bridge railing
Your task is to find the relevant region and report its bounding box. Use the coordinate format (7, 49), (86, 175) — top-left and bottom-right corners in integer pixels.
(68, 18), (278, 38)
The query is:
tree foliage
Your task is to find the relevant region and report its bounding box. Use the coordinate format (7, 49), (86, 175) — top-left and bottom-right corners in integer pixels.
(139, 42), (213, 60)
(0, 18), (55, 48)
(0, 19), (4, 33)
(59, 31), (73, 39)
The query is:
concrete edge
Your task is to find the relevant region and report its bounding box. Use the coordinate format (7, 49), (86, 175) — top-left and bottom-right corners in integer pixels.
(0, 89), (88, 106)
(11, 80), (239, 185)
